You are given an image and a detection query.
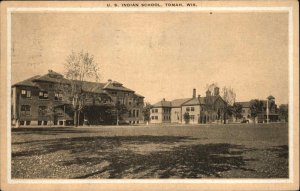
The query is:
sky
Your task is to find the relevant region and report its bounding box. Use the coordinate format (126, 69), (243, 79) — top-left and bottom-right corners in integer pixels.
(11, 12), (289, 105)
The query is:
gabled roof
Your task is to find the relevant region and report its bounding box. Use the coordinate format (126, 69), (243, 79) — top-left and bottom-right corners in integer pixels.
(79, 81), (106, 94)
(152, 100), (172, 108)
(182, 98), (201, 106)
(267, 95), (275, 100)
(171, 98), (192, 107)
(236, 101), (250, 108)
(12, 71), (143, 97)
(134, 93), (145, 98)
(103, 80), (134, 92)
(12, 75), (41, 87)
(33, 75), (70, 84)
(182, 96), (223, 106)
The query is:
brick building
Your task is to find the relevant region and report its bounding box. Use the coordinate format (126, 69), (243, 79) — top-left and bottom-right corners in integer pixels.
(150, 88), (226, 124)
(11, 70), (144, 127)
(236, 95), (279, 123)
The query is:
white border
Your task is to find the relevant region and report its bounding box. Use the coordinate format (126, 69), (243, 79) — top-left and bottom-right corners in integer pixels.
(7, 6), (294, 184)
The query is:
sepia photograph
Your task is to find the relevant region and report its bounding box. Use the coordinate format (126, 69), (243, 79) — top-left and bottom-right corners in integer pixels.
(0, 1), (299, 191)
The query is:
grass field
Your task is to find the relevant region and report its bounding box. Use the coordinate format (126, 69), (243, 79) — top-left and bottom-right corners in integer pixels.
(11, 123), (288, 179)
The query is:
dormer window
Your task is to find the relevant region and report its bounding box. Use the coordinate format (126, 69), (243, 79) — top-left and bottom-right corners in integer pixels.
(54, 93), (63, 101)
(39, 91), (48, 99)
(21, 89), (31, 98)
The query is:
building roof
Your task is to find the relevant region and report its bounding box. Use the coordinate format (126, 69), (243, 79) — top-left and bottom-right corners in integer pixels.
(171, 98), (192, 107)
(12, 70), (143, 97)
(182, 98), (202, 106)
(103, 80), (134, 92)
(236, 101), (250, 108)
(134, 93), (145, 98)
(80, 81), (106, 94)
(12, 75), (41, 87)
(182, 96), (221, 106)
(267, 95), (275, 100)
(153, 95), (224, 108)
(152, 100), (172, 108)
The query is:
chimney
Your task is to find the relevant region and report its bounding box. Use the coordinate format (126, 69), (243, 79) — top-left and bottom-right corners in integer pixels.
(206, 90), (211, 97)
(108, 79), (112, 82)
(162, 98), (166, 101)
(214, 87), (219, 96)
(193, 88), (196, 98)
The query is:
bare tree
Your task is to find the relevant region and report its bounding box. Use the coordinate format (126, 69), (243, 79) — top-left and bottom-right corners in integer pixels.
(206, 83), (219, 96)
(64, 50), (100, 126)
(221, 86), (236, 124)
(221, 86), (236, 106)
(249, 99), (264, 123)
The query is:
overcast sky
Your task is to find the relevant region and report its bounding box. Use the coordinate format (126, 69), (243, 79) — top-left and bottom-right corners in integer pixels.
(11, 12), (289, 105)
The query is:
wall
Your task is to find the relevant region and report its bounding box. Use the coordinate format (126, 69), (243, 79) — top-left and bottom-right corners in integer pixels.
(181, 105), (201, 124)
(171, 107), (182, 123)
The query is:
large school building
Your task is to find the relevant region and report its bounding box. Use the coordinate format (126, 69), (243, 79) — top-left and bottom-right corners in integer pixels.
(11, 70), (144, 126)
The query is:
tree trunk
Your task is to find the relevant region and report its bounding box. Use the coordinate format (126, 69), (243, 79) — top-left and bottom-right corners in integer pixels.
(78, 111), (81, 126)
(223, 113), (226, 124)
(74, 110), (78, 127)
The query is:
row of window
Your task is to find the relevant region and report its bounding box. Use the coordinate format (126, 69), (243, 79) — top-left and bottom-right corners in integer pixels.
(151, 107), (196, 114)
(128, 109), (139, 117)
(163, 116), (171, 120)
(18, 120), (65, 126)
(20, 105), (64, 116)
(21, 89), (63, 100)
(163, 108), (171, 114)
(128, 120), (140, 124)
(186, 107), (195, 112)
(151, 116), (158, 120)
(151, 116), (171, 120)
(152, 109), (158, 113)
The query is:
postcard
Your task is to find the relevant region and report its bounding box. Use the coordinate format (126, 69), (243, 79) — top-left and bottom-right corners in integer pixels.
(0, 1), (299, 190)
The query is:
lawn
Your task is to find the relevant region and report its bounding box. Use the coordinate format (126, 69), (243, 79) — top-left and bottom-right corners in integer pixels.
(11, 123), (288, 179)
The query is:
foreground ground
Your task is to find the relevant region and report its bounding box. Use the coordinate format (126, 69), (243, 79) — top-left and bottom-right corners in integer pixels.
(11, 123), (288, 179)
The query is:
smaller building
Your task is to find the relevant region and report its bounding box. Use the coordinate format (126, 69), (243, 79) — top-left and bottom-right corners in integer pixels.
(236, 95), (279, 123)
(150, 88), (226, 124)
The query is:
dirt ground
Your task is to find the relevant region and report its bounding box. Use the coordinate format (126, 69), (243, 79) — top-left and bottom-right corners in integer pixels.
(11, 123), (288, 179)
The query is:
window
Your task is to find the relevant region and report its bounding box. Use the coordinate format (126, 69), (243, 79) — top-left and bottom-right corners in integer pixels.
(38, 106), (47, 116)
(21, 105), (31, 116)
(186, 107), (190, 112)
(56, 112), (64, 117)
(190, 115), (195, 120)
(39, 91), (48, 99)
(128, 110), (132, 117)
(21, 89), (31, 98)
(191, 107), (195, 111)
(151, 116), (154, 120)
(55, 93), (63, 101)
(155, 109), (158, 113)
(136, 110), (139, 117)
(129, 102), (132, 106)
(38, 121), (42, 126)
(152, 109), (154, 113)
(25, 121), (31, 125)
(155, 116), (158, 120)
